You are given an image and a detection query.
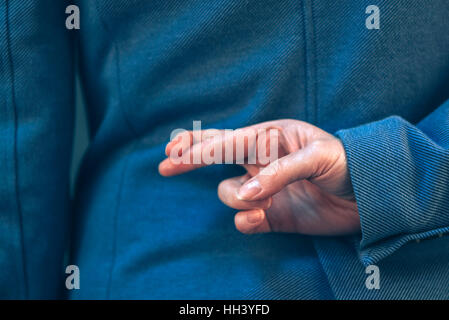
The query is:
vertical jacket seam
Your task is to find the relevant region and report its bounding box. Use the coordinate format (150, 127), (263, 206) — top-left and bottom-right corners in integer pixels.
(302, 0), (318, 125)
(93, 0), (139, 138)
(301, 0), (310, 122)
(105, 143), (136, 299)
(310, 1), (318, 125)
(5, 0), (29, 299)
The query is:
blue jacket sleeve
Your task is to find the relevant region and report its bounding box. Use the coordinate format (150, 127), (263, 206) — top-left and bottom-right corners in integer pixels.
(336, 100), (449, 265)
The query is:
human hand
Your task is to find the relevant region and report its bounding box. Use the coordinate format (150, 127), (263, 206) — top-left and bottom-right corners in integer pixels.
(159, 120), (360, 235)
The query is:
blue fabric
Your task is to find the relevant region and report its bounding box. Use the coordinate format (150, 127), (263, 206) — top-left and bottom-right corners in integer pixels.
(0, 0), (74, 299)
(1, 0), (449, 299)
(336, 111), (449, 266)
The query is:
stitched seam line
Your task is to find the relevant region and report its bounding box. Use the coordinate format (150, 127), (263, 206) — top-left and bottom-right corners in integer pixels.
(93, 0), (139, 138)
(310, 0), (318, 125)
(5, 0), (29, 299)
(302, 0), (318, 124)
(301, 0), (310, 122)
(114, 42), (140, 137)
(312, 241), (337, 300)
(105, 143), (135, 299)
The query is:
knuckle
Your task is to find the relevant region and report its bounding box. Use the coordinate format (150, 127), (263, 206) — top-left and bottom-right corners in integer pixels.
(217, 180), (229, 203)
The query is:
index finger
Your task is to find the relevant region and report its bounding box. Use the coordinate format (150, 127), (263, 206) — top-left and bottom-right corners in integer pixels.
(158, 123), (282, 176)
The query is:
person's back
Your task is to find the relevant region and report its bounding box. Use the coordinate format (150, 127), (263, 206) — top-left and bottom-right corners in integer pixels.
(70, 1), (449, 299)
(1, 0), (448, 299)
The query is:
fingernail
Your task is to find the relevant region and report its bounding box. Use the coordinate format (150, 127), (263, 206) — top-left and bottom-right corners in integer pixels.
(247, 210), (263, 224)
(237, 179), (262, 200)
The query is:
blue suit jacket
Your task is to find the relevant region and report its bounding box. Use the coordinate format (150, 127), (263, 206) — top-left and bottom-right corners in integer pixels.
(1, 0), (448, 299)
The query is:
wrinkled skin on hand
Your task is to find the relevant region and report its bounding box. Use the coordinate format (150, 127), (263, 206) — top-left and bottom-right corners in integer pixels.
(159, 119), (360, 236)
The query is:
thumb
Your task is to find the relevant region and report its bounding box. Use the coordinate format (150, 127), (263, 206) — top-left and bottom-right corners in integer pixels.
(237, 143), (322, 201)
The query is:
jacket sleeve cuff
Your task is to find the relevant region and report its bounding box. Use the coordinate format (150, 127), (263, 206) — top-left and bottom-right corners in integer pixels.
(335, 116), (449, 266)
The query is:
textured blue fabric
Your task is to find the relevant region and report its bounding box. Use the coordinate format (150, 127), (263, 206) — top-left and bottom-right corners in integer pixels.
(0, 0), (74, 299)
(1, 0), (449, 299)
(69, 0), (334, 299)
(336, 109), (449, 266)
